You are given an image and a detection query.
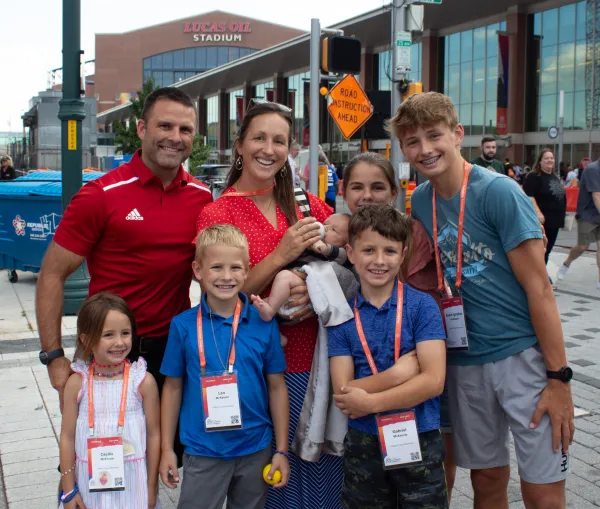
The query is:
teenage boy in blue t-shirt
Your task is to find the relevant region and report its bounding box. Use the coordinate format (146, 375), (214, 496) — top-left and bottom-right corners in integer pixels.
(329, 204), (448, 509)
(390, 92), (573, 509)
(159, 224), (289, 509)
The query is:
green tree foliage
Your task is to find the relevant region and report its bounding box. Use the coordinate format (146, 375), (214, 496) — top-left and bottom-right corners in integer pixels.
(188, 134), (212, 175)
(113, 78), (157, 155)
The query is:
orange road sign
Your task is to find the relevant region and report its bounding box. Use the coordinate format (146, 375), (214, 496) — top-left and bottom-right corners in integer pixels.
(327, 74), (374, 140)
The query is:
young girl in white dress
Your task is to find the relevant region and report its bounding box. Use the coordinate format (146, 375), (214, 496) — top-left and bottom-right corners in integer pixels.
(58, 292), (161, 509)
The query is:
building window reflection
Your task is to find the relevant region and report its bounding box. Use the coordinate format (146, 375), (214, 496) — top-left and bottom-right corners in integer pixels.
(142, 46), (258, 87)
(228, 88), (244, 149)
(206, 95), (219, 151)
(526, 1), (593, 131)
(443, 21), (506, 135)
(286, 72), (309, 146)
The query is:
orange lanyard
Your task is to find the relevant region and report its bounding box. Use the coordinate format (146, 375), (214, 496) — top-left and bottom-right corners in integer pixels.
(432, 161), (471, 293)
(222, 183), (275, 197)
(197, 298), (242, 376)
(354, 281), (403, 375)
(88, 361), (130, 437)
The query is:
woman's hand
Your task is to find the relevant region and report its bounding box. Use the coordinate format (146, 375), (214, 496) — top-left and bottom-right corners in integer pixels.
(537, 212), (545, 225)
(274, 217), (322, 266)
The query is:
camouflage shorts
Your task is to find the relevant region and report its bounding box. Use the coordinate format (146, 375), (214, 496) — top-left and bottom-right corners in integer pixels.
(341, 427), (448, 509)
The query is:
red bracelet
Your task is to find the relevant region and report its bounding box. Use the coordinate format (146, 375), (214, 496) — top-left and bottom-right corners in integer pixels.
(275, 450), (289, 458)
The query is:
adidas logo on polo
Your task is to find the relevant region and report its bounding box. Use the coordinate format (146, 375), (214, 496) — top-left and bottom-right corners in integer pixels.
(125, 208), (144, 220)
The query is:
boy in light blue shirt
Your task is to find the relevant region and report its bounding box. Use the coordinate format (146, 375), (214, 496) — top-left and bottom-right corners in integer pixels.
(390, 91), (573, 509)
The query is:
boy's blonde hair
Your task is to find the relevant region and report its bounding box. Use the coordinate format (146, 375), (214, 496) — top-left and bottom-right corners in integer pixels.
(388, 92), (459, 141)
(195, 224), (249, 265)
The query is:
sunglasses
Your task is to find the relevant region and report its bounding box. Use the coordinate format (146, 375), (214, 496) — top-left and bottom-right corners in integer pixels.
(247, 98), (292, 114)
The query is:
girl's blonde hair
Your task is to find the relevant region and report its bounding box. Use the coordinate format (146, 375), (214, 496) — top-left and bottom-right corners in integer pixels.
(74, 293), (138, 362)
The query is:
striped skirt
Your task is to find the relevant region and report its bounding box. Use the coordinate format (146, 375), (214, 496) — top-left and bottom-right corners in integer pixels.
(265, 371), (344, 509)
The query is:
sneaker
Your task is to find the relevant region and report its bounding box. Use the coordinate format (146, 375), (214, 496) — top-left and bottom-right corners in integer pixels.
(557, 264), (570, 281)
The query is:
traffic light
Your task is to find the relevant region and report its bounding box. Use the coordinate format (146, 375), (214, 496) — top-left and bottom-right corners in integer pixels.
(321, 36), (361, 74)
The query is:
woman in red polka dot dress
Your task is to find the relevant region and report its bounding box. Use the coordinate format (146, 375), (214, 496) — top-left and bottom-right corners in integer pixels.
(196, 101), (343, 509)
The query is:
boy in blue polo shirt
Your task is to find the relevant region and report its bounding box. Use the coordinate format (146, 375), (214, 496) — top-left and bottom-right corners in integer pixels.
(329, 204), (448, 509)
(159, 224), (289, 509)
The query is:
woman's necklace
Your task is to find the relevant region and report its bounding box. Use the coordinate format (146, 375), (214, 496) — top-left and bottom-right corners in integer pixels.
(93, 368), (125, 378)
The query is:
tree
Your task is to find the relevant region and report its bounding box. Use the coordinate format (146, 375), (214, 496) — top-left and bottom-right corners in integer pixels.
(113, 78), (157, 155)
(188, 134), (212, 175)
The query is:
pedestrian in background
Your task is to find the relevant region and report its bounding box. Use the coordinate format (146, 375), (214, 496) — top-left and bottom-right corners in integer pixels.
(470, 136), (506, 174)
(523, 148), (566, 271)
(0, 155), (16, 180)
(288, 139), (301, 188)
(557, 157), (600, 291)
(318, 150), (339, 210)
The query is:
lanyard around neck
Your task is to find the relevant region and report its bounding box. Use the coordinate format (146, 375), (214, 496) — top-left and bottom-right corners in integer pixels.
(88, 360), (130, 437)
(353, 281), (403, 375)
(197, 298), (242, 376)
(432, 161), (471, 293)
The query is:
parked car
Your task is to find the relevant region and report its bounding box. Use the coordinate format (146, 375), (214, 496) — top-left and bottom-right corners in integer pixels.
(195, 164), (230, 198)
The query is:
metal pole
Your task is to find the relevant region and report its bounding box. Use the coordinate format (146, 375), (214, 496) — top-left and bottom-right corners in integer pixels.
(558, 89), (564, 172)
(309, 18), (320, 195)
(391, 0), (407, 211)
(58, 0), (89, 315)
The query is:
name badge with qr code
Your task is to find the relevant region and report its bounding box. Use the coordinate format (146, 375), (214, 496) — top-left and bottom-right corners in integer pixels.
(87, 436), (126, 492)
(376, 412), (422, 470)
(441, 297), (469, 350)
(201, 373), (243, 432)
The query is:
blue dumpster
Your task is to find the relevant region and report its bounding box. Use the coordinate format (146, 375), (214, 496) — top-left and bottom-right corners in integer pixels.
(0, 171), (103, 282)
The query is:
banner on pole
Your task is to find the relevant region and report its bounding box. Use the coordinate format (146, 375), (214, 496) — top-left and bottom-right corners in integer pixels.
(496, 33), (509, 135)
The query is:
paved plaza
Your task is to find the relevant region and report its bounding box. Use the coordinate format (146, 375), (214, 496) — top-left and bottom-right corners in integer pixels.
(0, 242), (598, 508)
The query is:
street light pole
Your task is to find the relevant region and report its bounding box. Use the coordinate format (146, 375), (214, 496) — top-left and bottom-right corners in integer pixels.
(59, 0), (89, 315)
(309, 18), (321, 195)
(391, 0), (407, 211)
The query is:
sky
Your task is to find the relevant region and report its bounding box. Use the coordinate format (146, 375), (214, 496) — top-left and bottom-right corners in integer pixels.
(0, 0), (388, 132)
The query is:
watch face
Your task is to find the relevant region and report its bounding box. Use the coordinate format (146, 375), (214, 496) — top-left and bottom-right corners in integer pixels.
(39, 351), (49, 365)
(562, 367), (573, 382)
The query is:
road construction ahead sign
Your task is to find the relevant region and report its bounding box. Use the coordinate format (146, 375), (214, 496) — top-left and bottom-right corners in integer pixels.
(327, 74), (374, 140)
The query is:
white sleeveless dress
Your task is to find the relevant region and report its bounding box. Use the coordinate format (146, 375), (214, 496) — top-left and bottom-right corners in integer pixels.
(59, 358), (159, 509)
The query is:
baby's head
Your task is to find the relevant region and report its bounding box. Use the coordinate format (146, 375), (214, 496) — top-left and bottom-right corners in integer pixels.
(324, 213), (350, 247)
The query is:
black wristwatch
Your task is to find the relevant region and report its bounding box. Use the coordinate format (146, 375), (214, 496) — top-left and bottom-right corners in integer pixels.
(546, 366), (573, 383)
(39, 348), (65, 366)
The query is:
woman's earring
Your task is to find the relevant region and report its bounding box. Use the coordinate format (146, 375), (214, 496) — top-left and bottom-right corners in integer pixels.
(236, 157), (243, 171)
(280, 164), (287, 177)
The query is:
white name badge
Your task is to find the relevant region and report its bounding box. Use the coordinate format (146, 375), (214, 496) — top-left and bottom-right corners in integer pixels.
(441, 297), (469, 350)
(87, 437), (126, 492)
(376, 411), (422, 469)
(201, 373), (243, 432)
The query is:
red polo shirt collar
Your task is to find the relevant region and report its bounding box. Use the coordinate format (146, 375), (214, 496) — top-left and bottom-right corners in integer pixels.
(129, 149), (188, 188)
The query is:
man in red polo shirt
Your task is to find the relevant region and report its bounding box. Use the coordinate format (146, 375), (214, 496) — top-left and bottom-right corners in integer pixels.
(36, 88), (212, 408)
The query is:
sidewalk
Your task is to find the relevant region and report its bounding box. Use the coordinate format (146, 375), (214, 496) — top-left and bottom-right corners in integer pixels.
(0, 247), (599, 508)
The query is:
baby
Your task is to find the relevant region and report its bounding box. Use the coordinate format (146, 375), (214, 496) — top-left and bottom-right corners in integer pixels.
(252, 213), (350, 346)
